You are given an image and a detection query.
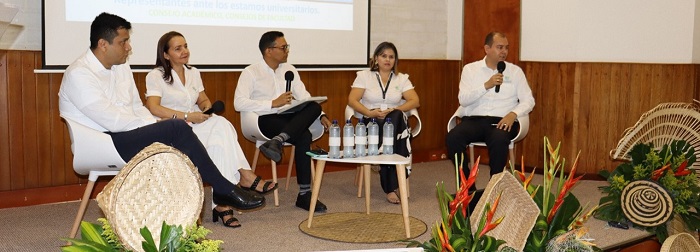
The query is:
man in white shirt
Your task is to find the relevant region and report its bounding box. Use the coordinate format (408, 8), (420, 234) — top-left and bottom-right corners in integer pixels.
(58, 12), (264, 211)
(234, 31), (332, 212)
(445, 32), (535, 184)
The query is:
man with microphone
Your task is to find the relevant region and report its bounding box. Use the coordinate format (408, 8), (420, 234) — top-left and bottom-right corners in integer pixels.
(445, 32), (535, 184)
(235, 31), (332, 212)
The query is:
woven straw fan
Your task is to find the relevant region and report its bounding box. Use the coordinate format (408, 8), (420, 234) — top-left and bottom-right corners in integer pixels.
(610, 100), (700, 172)
(97, 143), (204, 252)
(660, 233), (700, 252)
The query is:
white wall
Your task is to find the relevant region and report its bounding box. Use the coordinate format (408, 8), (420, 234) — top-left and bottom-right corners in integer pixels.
(0, 1), (41, 50)
(0, 0), (464, 61)
(521, 0), (700, 64)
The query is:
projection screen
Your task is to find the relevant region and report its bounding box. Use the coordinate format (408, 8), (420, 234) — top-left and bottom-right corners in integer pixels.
(42, 0), (370, 69)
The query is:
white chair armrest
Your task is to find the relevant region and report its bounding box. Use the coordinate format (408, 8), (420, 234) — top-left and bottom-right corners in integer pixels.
(344, 105), (356, 121)
(240, 111), (269, 145)
(405, 108), (422, 137)
(447, 106), (468, 132)
(513, 114), (530, 143)
(310, 116), (325, 141)
(63, 118), (125, 175)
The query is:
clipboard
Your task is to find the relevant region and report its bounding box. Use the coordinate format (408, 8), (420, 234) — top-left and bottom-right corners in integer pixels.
(278, 96), (327, 114)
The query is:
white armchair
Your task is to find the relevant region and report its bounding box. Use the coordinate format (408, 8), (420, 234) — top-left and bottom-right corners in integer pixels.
(63, 117), (126, 239)
(446, 106), (530, 168)
(240, 111), (324, 206)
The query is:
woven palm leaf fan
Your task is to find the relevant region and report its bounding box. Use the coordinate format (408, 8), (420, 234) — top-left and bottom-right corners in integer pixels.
(610, 100), (700, 171)
(97, 142), (204, 252)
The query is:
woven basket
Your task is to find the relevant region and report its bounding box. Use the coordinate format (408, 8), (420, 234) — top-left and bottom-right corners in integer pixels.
(609, 101), (700, 172)
(661, 233), (700, 252)
(96, 142), (204, 252)
(666, 213), (700, 244)
(469, 172), (539, 251)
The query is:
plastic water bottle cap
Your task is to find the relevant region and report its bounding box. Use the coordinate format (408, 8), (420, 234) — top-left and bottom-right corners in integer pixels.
(386, 118), (391, 123)
(332, 119), (338, 124)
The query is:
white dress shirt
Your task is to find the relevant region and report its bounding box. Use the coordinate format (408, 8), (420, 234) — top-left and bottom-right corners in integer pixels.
(351, 70), (414, 110)
(58, 49), (156, 132)
(457, 57), (535, 118)
(234, 60), (312, 115)
(145, 66), (204, 113)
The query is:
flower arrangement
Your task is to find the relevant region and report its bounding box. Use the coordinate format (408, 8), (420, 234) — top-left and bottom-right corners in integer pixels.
(511, 137), (599, 252)
(596, 140), (700, 242)
(407, 155), (512, 252)
(62, 218), (223, 252)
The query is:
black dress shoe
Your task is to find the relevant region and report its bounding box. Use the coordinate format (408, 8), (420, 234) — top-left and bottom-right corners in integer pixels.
(259, 139), (283, 163)
(296, 193), (328, 212)
(213, 186), (265, 210)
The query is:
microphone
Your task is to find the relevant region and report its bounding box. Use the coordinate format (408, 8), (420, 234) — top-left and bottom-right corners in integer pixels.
(496, 61), (506, 93)
(203, 100), (224, 115)
(284, 71), (294, 92)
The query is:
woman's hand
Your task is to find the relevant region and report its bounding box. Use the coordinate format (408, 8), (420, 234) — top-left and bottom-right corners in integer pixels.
(187, 112), (210, 124)
(370, 108), (393, 119)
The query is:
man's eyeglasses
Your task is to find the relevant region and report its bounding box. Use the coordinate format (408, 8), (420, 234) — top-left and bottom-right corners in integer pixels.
(269, 44), (291, 51)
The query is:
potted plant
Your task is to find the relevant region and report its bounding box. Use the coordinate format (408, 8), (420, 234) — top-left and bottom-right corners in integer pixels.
(511, 137), (599, 252)
(407, 155), (512, 251)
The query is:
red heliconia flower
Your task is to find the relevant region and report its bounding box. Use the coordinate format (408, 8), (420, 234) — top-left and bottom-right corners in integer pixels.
(547, 174), (582, 223)
(517, 156), (527, 182)
(439, 222), (455, 252)
(547, 155), (583, 223)
(479, 192), (504, 238)
(674, 160), (691, 177)
(448, 157), (480, 221)
(479, 216), (505, 238)
(651, 164), (671, 180)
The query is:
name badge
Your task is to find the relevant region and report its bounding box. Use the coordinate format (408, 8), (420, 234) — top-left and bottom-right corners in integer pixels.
(380, 104), (388, 111)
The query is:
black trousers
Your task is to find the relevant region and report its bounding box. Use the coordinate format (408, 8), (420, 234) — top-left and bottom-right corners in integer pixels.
(108, 119), (234, 194)
(258, 102), (322, 186)
(445, 116), (519, 180)
(363, 109), (411, 194)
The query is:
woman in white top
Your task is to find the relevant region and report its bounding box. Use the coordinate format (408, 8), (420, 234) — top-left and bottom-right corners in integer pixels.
(347, 42), (420, 204)
(145, 31), (276, 228)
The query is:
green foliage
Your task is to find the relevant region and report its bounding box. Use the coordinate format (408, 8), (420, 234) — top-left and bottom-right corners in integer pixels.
(61, 220), (222, 252)
(595, 140), (700, 243)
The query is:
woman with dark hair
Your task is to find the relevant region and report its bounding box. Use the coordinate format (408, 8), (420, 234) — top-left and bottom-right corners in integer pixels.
(145, 31), (276, 228)
(347, 42), (420, 204)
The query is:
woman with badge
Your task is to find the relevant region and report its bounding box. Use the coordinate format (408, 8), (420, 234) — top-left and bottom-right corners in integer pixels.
(347, 42), (420, 204)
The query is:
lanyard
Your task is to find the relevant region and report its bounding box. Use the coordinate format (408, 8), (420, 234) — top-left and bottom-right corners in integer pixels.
(375, 72), (394, 100)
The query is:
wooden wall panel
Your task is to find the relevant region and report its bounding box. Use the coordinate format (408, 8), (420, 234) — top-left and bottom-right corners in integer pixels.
(0, 50), (460, 208)
(0, 51), (9, 191)
(463, 0), (521, 65)
(7, 51), (25, 190)
(524, 62), (699, 175)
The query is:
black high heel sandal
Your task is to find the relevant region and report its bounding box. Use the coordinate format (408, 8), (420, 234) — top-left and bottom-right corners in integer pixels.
(212, 208), (241, 228)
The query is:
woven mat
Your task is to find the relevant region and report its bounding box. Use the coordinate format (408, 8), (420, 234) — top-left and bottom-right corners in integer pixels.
(299, 212), (427, 243)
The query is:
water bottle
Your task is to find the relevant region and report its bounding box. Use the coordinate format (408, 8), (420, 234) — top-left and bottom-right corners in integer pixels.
(355, 121), (367, 157)
(343, 119), (354, 158)
(368, 118), (379, 156)
(328, 120), (341, 159)
(383, 118), (394, 155)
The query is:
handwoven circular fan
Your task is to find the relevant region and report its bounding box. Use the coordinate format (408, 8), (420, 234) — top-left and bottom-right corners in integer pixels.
(96, 142), (204, 252)
(610, 101), (700, 171)
(620, 180), (674, 227)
